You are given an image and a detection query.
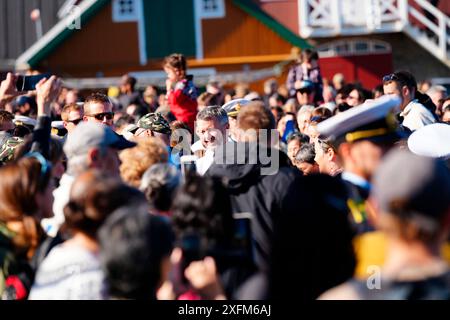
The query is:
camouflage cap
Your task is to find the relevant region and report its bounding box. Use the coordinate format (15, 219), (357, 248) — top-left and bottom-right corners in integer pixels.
(0, 136), (24, 165)
(137, 112), (171, 134)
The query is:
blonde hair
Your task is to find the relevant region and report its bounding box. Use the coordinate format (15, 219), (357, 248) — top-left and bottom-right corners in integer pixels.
(119, 138), (168, 188)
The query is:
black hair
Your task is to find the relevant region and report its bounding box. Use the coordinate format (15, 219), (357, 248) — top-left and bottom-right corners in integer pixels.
(171, 174), (236, 275)
(287, 132), (310, 145)
(415, 91), (438, 120)
(128, 104), (150, 121)
(351, 86), (373, 103)
(337, 84), (356, 97)
(114, 114), (135, 128)
(337, 102), (352, 113)
(373, 84), (384, 96)
(384, 70), (417, 92)
(171, 174), (234, 253)
(13, 124), (33, 138)
(99, 205), (174, 300)
(270, 93), (287, 106)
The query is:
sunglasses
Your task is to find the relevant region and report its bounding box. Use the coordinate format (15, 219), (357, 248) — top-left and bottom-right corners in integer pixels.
(382, 74), (399, 83)
(67, 118), (83, 125)
(86, 112), (114, 121)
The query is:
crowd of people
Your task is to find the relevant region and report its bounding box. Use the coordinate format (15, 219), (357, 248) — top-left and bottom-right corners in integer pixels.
(0, 50), (449, 300)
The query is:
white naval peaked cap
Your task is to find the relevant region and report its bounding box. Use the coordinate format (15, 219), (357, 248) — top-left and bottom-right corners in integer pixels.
(408, 123), (450, 159)
(317, 94), (402, 142)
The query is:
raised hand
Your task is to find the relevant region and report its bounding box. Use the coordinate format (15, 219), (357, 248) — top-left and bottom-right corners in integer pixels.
(35, 75), (62, 116)
(0, 73), (23, 107)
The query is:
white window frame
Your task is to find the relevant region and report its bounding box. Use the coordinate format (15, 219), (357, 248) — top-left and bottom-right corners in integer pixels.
(112, 0), (139, 22)
(317, 39), (392, 58)
(196, 0), (226, 19)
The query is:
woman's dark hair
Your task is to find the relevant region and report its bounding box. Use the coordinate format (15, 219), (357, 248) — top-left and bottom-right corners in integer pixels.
(0, 156), (52, 258)
(351, 86), (373, 104)
(416, 91), (438, 120)
(63, 170), (146, 239)
(301, 48), (319, 62)
(99, 205), (174, 300)
(271, 174), (356, 300)
(172, 175), (234, 248)
(171, 174), (235, 276)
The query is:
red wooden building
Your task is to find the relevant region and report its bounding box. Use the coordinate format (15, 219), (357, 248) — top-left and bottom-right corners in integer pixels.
(15, 0), (450, 91)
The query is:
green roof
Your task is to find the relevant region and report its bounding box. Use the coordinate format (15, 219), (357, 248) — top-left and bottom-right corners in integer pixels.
(233, 0), (312, 49)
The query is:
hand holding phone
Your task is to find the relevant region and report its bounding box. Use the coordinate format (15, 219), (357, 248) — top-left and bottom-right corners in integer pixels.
(15, 73), (51, 92)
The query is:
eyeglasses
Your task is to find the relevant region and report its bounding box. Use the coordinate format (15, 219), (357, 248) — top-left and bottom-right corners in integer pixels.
(67, 118), (83, 125)
(86, 112), (114, 121)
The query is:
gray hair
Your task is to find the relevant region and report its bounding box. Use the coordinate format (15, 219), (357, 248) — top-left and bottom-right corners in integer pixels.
(196, 105), (228, 127)
(295, 143), (316, 164)
(426, 85), (447, 96)
(66, 146), (107, 176)
(139, 163), (180, 211)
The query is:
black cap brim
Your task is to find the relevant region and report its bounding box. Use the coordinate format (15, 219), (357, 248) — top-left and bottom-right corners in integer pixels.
(111, 132), (137, 150)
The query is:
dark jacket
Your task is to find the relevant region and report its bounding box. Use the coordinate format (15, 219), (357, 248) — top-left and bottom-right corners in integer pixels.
(30, 115), (51, 159)
(207, 142), (302, 272)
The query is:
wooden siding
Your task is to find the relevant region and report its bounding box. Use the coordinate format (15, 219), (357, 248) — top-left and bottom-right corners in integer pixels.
(202, 0), (294, 58)
(42, 3), (141, 77)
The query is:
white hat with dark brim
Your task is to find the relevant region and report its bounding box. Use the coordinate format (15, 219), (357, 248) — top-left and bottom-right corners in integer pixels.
(317, 94), (402, 144)
(408, 123), (450, 159)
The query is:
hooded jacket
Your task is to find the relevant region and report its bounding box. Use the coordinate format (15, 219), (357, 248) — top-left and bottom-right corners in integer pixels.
(207, 141), (302, 272)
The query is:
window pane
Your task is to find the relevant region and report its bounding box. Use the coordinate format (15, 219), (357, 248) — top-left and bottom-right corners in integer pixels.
(355, 42), (368, 52)
(374, 43), (387, 51)
(336, 43), (349, 54)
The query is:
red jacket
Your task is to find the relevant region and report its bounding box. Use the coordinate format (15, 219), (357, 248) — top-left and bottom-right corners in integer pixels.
(167, 75), (198, 132)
